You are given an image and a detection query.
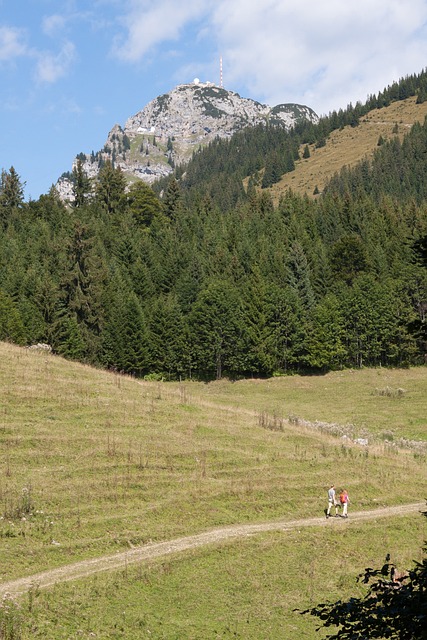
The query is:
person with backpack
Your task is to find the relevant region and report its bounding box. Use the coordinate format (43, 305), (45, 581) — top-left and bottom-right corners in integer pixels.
(339, 489), (350, 517)
(326, 484), (339, 518)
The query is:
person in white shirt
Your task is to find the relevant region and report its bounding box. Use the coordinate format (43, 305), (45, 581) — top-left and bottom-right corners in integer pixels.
(326, 484), (339, 518)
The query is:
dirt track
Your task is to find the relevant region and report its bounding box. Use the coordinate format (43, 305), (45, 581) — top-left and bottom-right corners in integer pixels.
(1, 502), (424, 598)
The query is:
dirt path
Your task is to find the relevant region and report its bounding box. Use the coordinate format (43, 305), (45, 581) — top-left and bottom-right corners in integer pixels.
(1, 502), (424, 599)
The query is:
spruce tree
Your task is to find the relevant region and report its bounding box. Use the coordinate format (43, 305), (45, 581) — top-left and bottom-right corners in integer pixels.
(190, 280), (244, 379)
(0, 167), (25, 226)
(162, 178), (182, 220)
(148, 293), (188, 378)
(53, 222), (106, 362)
(94, 160), (126, 216)
(126, 181), (163, 227)
(0, 288), (27, 344)
(72, 158), (91, 207)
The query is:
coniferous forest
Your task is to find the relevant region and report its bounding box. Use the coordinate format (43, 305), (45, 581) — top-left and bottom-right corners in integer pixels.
(1, 72), (427, 380)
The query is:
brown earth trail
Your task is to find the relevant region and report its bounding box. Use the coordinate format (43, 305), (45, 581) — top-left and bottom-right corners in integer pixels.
(1, 502), (424, 598)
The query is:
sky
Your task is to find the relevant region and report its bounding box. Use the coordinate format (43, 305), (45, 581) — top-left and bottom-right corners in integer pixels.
(2, 1), (427, 200)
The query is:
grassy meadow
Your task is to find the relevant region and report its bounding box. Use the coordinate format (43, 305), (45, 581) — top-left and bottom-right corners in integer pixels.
(0, 342), (426, 638)
(267, 94), (427, 200)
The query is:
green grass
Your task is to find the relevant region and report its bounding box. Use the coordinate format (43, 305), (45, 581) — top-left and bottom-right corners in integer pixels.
(6, 517), (426, 639)
(177, 368), (427, 441)
(1, 342), (426, 638)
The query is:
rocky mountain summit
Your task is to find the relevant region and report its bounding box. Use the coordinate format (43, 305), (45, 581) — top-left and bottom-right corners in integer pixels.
(56, 80), (318, 201)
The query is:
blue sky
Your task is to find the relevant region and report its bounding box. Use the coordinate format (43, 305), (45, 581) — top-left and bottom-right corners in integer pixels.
(2, 0), (427, 200)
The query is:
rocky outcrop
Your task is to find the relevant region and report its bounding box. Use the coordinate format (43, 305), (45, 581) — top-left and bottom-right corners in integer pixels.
(56, 81), (318, 202)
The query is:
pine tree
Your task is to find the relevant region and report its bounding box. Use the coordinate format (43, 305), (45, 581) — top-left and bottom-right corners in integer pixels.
(162, 178), (182, 220)
(286, 240), (316, 311)
(148, 293), (188, 378)
(0, 167), (25, 226)
(190, 280), (244, 379)
(240, 270), (274, 375)
(53, 222), (106, 362)
(55, 314), (87, 361)
(126, 181), (163, 227)
(72, 158), (91, 207)
(102, 271), (149, 375)
(304, 294), (346, 370)
(264, 284), (308, 373)
(119, 294), (150, 375)
(261, 152), (283, 188)
(329, 234), (367, 285)
(0, 288), (27, 344)
(94, 160), (126, 216)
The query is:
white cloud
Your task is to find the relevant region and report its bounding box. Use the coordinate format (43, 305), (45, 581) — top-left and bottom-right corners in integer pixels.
(0, 25), (27, 61)
(111, 0), (427, 113)
(42, 14), (67, 37)
(113, 0), (213, 62)
(210, 0), (427, 113)
(35, 40), (76, 84)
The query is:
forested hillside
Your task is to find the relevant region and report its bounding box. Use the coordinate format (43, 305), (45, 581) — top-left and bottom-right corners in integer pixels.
(1, 71), (427, 379)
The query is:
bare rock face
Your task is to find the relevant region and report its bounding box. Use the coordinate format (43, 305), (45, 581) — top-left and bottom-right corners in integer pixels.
(56, 81), (318, 201)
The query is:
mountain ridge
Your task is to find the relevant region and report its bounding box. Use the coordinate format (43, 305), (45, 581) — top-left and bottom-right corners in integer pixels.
(56, 81), (318, 201)
(268, 94), (427, 201)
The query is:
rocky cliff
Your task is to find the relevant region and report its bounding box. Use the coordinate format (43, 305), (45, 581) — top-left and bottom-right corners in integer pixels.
(56, 80), (318, 201)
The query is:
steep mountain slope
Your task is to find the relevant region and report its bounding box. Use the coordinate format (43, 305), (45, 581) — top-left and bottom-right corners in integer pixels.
(56, 81), (318, 201)
(268, 95), (427, 201)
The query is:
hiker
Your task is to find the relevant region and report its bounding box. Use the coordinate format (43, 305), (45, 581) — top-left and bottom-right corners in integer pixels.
(339, 489), (350, 518)
(326, 484), (339, 518)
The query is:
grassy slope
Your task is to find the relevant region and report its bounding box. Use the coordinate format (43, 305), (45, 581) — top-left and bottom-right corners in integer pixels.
(267, 95), (427, 201)
(1, 342), (426, 637)
(13, 517), (426, 639)
(176, 367), (427, 441)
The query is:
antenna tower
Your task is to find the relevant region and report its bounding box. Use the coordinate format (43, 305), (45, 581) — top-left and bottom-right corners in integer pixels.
(220, 56), (223, 88)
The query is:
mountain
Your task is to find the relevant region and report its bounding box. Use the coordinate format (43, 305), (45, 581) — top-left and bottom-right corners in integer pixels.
(56, 81), (318, 201)
(2, 70), (427, 379)
(268, 94), (427, 202)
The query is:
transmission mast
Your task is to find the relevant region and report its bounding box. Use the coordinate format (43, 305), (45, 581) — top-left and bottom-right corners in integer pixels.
(220, 56), (223, 88)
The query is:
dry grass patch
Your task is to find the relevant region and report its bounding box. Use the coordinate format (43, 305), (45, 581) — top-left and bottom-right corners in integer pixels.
(177, 367), (427, 442)
(1, 343), (426, 587)
(267, 96), (427, 201)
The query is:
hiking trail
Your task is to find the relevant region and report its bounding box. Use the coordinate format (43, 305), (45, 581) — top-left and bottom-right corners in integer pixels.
(1, 502), (424, 598)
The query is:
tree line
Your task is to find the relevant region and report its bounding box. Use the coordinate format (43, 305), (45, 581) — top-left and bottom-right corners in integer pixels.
(152, 67), (427, 207)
